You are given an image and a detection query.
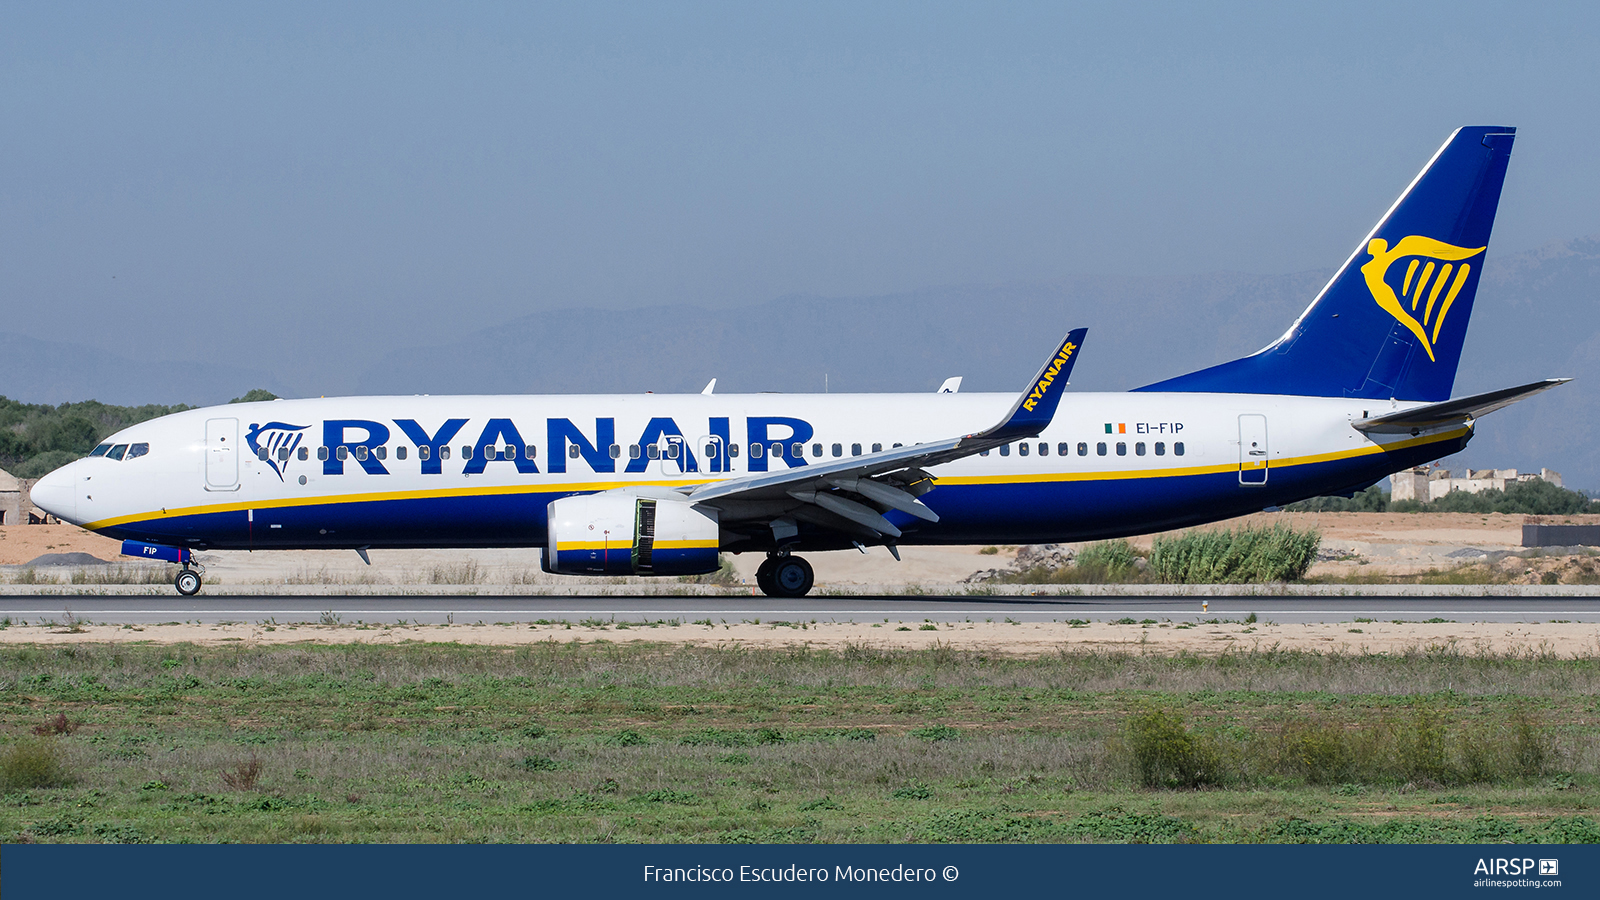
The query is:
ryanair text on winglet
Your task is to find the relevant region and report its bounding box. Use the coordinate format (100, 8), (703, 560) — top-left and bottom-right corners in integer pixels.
(1022, 340), (1078, 412)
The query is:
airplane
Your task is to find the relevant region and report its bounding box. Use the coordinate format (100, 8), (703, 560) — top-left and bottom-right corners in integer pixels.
(28, 125), (1563, 598)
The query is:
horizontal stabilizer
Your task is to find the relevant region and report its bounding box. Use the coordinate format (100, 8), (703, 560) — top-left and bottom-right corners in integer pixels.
(1354, 378), (1569, 433)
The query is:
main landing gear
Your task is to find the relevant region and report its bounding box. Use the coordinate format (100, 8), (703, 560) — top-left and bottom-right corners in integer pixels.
(174, 564), (204, 596)
(755, 554), (814, 598)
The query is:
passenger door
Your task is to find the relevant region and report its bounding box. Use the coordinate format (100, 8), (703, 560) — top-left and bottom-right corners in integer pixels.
(1238, 414), (1268, 485)
(206, 417), (241, 491)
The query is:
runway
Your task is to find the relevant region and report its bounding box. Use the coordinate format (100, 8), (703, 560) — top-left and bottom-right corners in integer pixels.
(1, 594), (1597, 625)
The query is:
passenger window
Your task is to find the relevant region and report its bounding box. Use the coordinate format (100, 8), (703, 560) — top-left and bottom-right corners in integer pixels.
(872, 443), (882, 453)
(1018, 443), (1029, 456)
(728, 443), (739, 458)
(1155, 442), (1165, 456)
(770, 443), (783, 458)
(629, 444), (641, 459)
(525, 445), (537, 459)
(318, 446), (329, 461)
(979, 449), (990, 456)
(257, 447), (269, 461)
(355, 446), (369, 461)
(463, 446), (475, 460)
(667, 442), (680, 460)
(1135, 442), (1145, 456)
(1116, 442), (1127, 456)
(751, 443), (764, 459)
(1038, 443), (1048, 456)
(439, 446), (450, 460)
(1096, 442), (1107, 456)
(90, 443), (112, 457)
(336, 446), (349, 461)
(851, 443), (862, 456)
(790, 442), (803, 459)
(893, 442), (903, 448)
(999, 444), (1010, 457)
(376, 446), (387, 460)
(481, 445), (494, 460)
(107, 444), (128, 460)
(1059, 443), (1070, 456)
(705, 443), (718, 458)
(298, 447), (309, 461)
(609, 444), (621, 459)
(647, 444), (660, 460)
(128, 442), (151, 460)
(1175, 442), (1185, 456)
(277, 447), (289, 462)
(506, 445), (517, 459)
(566, 445), (579, 459)
(812, 443), (823, 457)
(1077, 442), (1087, 456)
(832, 443), (842, 457)
(397, 446), (408, 460)
(419, 445), (431, 461)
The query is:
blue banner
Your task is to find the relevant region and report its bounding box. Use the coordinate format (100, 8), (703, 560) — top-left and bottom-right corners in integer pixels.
(3, 844), (1595, 899)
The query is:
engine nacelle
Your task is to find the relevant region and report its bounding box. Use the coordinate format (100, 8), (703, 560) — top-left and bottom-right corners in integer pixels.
(545, 493), (720, 576)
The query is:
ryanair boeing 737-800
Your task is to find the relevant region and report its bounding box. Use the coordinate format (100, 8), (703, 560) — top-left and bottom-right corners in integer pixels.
(28, 126), (1564, 597)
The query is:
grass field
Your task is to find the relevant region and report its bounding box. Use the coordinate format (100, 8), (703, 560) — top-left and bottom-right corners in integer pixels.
(2, 640), (1598, 843)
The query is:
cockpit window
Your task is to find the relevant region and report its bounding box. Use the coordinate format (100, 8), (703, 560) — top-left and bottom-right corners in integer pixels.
(125, 443), (149, 460)
(90, 443), (112, 457)
(107, 444), (129, 461)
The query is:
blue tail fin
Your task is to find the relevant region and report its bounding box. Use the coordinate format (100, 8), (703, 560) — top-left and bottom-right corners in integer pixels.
(1137, 126), (1515, 402)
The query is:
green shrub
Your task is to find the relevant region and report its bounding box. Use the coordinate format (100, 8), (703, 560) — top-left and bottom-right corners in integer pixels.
(1075, 540), (1140, 581)
(1124, 706), (1224, 789)
(910, 725), (961, 742)
(1, 737), (74, 789)
(1392, 479), (1596, 515)
(1284, 486), (1388, 512)
(1148, 523), (1321, 583)
(1267, 720), (1358, 784)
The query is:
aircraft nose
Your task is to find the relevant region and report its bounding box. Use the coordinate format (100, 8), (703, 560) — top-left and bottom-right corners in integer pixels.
(29, 461), (78, 524)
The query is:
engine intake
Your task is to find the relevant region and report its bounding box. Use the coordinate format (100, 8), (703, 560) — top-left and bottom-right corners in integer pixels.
(545, 494), (720, 576)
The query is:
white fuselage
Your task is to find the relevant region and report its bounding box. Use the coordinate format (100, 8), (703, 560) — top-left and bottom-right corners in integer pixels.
(33, 390), (1464, 553)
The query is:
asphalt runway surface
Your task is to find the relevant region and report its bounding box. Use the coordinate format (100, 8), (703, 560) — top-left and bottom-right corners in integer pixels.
(1, 594), (1597, 625)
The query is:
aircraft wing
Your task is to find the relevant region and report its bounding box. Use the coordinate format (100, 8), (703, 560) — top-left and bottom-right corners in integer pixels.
(685, 328), (1087, 541)
(1353, 378), (1570, 434)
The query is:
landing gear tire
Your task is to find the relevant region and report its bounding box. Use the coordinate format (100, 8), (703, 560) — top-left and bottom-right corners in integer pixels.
(755, 557), (778, 596)
(174, 569), (202, 596)
(767, 556), (814, 598)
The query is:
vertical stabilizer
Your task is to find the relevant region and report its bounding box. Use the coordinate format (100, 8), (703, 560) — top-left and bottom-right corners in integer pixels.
(1138, 126), (1515, 401)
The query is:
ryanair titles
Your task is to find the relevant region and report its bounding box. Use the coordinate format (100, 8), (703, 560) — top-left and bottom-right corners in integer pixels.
(246, 416), (820, 479)
(1022, 338), (1078, 413)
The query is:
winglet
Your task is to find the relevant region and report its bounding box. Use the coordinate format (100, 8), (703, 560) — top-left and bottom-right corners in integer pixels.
(975, 328), (1087, 442)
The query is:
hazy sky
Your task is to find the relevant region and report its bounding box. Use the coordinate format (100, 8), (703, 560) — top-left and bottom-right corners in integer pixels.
(3, 2), (1598, 392)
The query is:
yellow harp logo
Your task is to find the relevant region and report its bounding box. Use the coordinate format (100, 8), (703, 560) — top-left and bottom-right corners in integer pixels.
(1360, 235), (1484, 361)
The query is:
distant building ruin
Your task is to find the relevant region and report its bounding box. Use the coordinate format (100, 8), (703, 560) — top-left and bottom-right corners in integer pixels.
(0, 467), (22, 526)
(0, 467), (58, 525)
(1390, 466), (1562, 503)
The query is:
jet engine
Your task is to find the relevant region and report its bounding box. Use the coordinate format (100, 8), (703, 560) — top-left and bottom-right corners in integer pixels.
(545, 493), (720, 576)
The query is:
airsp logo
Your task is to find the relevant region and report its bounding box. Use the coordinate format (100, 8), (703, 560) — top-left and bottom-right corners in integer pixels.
(1360, 235), (1485, 362)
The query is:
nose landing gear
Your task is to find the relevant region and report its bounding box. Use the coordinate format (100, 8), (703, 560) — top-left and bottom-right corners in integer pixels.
(755, 553), (814, 598)
(174, 564), (204, 596)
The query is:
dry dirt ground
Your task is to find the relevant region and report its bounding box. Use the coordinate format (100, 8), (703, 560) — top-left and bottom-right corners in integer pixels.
(2, 619), (1597, 657)
(5, 512), (1597, 587)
